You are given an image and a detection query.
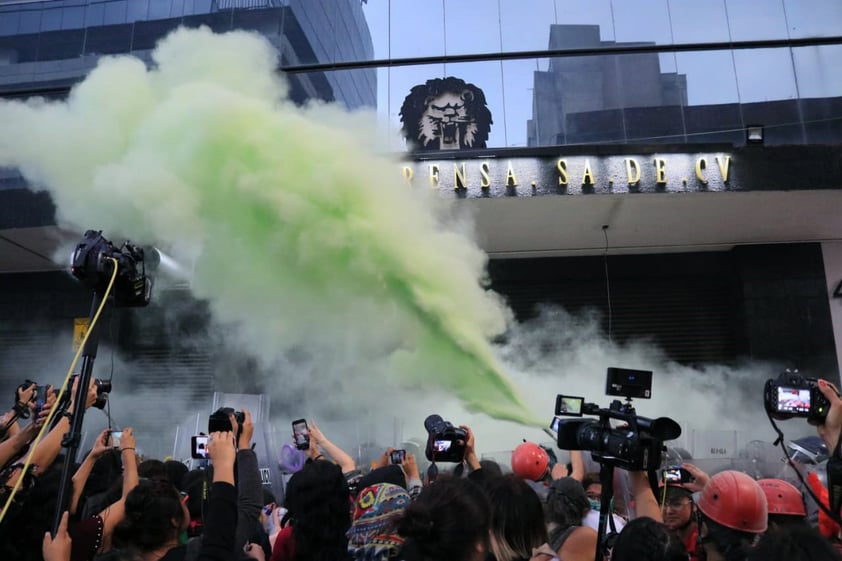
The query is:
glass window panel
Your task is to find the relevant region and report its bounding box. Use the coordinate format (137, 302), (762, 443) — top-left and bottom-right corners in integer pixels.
(18, 11), (42, 34)
(132, 19), (181, 52)
(612, 0), (671, 45)
(443, 0), (500, 56)
(38, 28), (85, 61)
(361, 0), (388, 59)
(41, 7), (63, 32)
(85, 3), (105, 27)
(127, 0), (149, 23)
(283, 1), (324, 65)
(554, 0), (614, 40)
(499, 0), (557, 52)
(320, 67), (377, 111)
(683, 103), (743, 145)
(182, 11), (232, 33)
(84, 23), (133, 55)
(783, 0), (842, 39)
(741, 98), (803, 144)
(502, 59), (542, 148)
(0, 34), (39, 63)
(667, 0), (730, 44)
(169, 0), (187, 18)
(724, 0), (788, 41)
(148, 0), (172, 20)
(62, 7), (86, 29)
(733, 48), (798, 103)
(792, 45), (842, 99)
(389, 2), (445, 59)
(232, 9), (283, 36)
(0, 11), (21, 36)
(675, 50), (739, 106)
(192, 0), (213, 14)
(103, 1), (129, 25)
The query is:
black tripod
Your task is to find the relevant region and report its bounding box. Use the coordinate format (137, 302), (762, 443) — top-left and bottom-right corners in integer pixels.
(51, 292), (106, 535)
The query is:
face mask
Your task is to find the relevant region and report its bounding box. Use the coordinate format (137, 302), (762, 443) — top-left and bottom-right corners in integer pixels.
(588, 498), (601, 511)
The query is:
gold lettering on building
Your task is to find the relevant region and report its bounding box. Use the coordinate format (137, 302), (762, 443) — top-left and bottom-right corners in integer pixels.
(454, 163), (467, 189)
(715, 155), (730, 182)
(582, 159), (594, 185)
(695, 158), (708, 185)
(654, 158), (667, 184)
(556, 159), (568, 185)
(625, 158), (640, 185)
(480, 161), (491, 188)
(402, 166), (414, 184)
(506, 161), (518, 187)
(429, 164), (440, 188)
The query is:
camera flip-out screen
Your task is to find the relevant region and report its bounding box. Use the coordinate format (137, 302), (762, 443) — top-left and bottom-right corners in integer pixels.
(776, 387), (811, 414)
(555, 395), (584, 417)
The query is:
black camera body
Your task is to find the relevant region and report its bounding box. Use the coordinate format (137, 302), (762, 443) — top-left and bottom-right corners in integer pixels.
(555, 368), (680, 472)
(71, 230), (151, 308)
(424, 414), (468, 463)
(208, 407), (245, 438)
(764, 370), (831, 425)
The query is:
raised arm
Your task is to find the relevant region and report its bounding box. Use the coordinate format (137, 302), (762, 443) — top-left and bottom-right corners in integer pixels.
(198, 431), (238, 561)
(307, 421), (356, 473)
(70, 429), (110, 515)
(230, 410), (263, 552)
(628, 471), (663, 523)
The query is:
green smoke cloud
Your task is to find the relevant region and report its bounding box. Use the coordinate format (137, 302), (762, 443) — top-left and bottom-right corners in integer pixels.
(0, 27), (539, 426)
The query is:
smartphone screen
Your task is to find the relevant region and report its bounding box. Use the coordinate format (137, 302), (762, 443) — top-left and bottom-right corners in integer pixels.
(549, 417), (561, 433)
(390, 449), (406, 464)
(33, 385), (47, 415)
(292, 419), (309, 450)
(110, 430), (123, 449)
(664, 466), (681, 482)
(191, 435), (209, 459)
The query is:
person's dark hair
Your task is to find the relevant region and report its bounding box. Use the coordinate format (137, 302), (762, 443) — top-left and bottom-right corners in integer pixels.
(700, 515), (755, 561)
(479, 459), (503, 478)
(113, 478), (186, 552)
(399, 476), (491, 561)
(164, 460), (189, 491)
(611, 517), (688, 561)
(284, 460), (352, 561)
(486, 475), (548, 561)
(581, 472), (601, 492)
(138, 459), (168, 481)
(767, 513), (810, 531)
(546, 477), (590, 529)
(747, 524), (842, 561)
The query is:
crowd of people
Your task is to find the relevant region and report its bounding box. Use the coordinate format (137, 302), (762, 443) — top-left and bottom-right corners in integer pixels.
(1, 377), (842, 561)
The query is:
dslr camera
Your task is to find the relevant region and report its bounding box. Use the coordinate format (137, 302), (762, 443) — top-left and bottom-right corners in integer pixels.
(764, 369), (831, 425)
(554, 368), (680, 472)
(208, 407), (245, 439)
(424, 414), (468, 463)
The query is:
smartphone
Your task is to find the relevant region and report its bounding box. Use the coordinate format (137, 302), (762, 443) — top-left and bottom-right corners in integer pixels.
(555, 395), (584, 417)
(33, 385), (47, 416)
(191, 435), (209, 459)
(664, 465), (694, 484)
(109, 430), (123, 449)
(390, 449), (406, 465)
(549, 416), (561, 433)
(292, 419), (309, 450)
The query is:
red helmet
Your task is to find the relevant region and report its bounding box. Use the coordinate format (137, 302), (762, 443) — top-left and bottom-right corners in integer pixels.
(511, 442), (549, 481)
(757, 479), (807, 517)
(697, 470), (767, 533)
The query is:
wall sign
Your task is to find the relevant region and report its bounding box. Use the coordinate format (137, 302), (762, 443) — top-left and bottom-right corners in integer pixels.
(400, 77), (492, 151)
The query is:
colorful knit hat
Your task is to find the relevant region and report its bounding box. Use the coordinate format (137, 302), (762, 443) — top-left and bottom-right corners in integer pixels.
(347, 483), (411, 561)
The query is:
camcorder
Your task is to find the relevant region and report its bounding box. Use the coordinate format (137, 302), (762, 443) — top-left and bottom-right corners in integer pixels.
(208, 407), (245, 439)
(71, 230), (152, 308)
(554, 368), (680, 472)
(764, 369), (832, 425)
(424, 414), (468, 463)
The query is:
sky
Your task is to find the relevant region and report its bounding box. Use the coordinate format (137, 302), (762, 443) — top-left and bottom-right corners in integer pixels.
(361, 0), (842, 149)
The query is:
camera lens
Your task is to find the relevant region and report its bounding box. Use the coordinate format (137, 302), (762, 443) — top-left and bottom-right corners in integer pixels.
(94, 379), (112, 394)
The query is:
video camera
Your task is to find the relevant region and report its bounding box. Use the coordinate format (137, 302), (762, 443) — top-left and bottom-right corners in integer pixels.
(764, 369), (832, 425)
(554, 368), (680, 472)
(71, 230), (152, 308)
(424, 414), (468, 463)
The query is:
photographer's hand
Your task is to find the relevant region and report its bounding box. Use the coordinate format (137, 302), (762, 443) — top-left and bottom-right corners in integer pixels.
(403, 452), (421, 481)
(306, 421), (356, 473)
(817, 379), (842, 453)
(679, 463), (709, 493)
(460, 425), (481, 471)
(376, 448), (394, 469)
(238, 409), (254, 451)
(208, 431), (237, 485)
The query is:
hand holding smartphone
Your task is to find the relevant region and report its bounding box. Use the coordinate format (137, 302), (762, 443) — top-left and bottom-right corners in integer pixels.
(109, 430), (123, 449)
(292, 419), (310, 450)
(191, 434), (209, 459)
(390, 449), (406, 465)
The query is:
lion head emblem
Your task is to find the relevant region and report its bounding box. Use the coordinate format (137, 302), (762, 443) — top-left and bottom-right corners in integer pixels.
(399, 77), (493, 151)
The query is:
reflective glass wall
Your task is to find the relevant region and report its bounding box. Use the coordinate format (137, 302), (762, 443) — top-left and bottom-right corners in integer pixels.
(0, 0), (840, 149)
